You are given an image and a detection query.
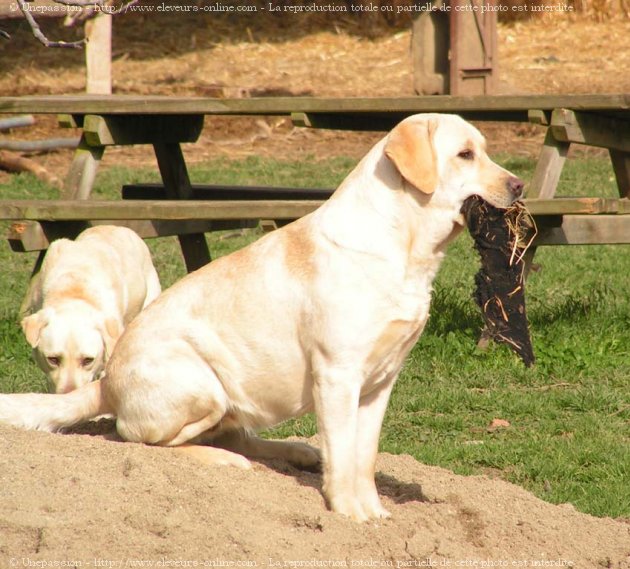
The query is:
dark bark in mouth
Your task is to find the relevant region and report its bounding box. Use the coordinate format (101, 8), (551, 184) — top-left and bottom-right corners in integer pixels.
(461, 195), (536, 367)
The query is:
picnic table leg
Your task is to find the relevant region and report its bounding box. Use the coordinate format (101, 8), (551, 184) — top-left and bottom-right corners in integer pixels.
(522, 128), (571, 277)
(13, 133), (105, 301)
(153, 142), (212, 272)
(62, 134), (105, 200)
(610, 150), (630, 199)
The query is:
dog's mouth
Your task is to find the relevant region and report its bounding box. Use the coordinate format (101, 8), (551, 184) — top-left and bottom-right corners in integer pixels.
(481, 176), (525, 210)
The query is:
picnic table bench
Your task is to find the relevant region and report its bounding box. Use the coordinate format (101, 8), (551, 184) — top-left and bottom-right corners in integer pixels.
(0, 94), (629, 273)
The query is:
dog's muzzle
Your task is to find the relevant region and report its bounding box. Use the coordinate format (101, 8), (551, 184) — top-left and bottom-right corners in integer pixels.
(507, 176), (525, 200)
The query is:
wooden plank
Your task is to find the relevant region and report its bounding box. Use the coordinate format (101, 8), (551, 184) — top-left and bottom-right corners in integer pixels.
(121, 187), (625, 216)
(550, 109), (630, 152)
(0, 197), (627, 223)
(1, 94), (629, 118)
(83, 114), (204, 146)
(0, 199), (323, 221)
(7, 219), (256, 253)
(533, 215), (630, 246)
(523, 197), (625, 215)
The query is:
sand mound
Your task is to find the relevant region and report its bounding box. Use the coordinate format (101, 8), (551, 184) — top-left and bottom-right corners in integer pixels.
(1, 423), (628, 568)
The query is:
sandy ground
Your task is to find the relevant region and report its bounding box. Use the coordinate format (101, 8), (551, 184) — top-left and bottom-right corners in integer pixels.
(1, 7), (630, 568)
(1, 421), (629, 567)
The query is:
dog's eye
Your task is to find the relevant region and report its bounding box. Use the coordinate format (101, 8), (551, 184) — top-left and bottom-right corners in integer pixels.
(47, 356), (61, 367)
(81, 357), (95, 368)
(458, 150), (474, 160)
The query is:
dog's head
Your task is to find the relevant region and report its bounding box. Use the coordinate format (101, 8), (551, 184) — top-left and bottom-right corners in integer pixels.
(385, 113), (523, 209)
(21, 304), (121, 393)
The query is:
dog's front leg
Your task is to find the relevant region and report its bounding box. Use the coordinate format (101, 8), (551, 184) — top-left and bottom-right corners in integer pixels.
(355, 379), (396, 519)
(313, 366), (366, 521)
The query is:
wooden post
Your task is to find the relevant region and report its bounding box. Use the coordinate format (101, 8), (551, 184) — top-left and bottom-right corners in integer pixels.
(85, 13), (112, 95)
(412, 1), (498, 96)
(449, 0), (498, 95)
(411, 3), (449, 95)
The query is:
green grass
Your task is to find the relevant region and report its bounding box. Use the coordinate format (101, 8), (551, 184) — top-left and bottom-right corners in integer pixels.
(1, 154), (628, 519)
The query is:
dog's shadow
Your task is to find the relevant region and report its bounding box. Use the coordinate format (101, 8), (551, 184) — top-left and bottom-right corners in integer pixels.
(259, 457), (431, 506)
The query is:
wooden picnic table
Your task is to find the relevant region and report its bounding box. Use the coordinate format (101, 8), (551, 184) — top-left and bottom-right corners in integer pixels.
(0, 93), (629, 272)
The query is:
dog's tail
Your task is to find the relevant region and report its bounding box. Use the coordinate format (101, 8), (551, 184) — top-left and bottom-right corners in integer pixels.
(0, 379), (109, 432)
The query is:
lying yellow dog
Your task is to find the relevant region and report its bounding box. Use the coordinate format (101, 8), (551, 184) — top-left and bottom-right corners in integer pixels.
(20, 226), (161, 393)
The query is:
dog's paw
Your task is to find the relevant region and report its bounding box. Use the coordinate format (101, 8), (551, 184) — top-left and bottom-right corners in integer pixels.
(175, 444), (252, 469)
(362, 502), (391, 520)
(327, 490), (391, 522)
(328, 496), (370, 523)
(284, 441), (321, 471)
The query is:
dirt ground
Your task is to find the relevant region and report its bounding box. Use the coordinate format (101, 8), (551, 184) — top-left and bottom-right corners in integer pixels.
(1, 7), (630, 568)
(1, 421), (629, 567)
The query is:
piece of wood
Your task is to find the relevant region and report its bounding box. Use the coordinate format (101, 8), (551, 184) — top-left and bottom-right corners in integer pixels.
(0, 115), (35, 131)
(85, 13), (112, 95)
(7, 219), (256, 253)
(1, 94), (629, 120)
(153, 142), (211, 272)
(412, 6), (450, 95)
(449, 0), (498, 96)
(83, 114), (204, 146)
(523, 197), (626, 215)
(610, 150), (630, 199)
(58, 114), (83, 129)
(0, 138), (79, 152)
(550, 109), (630, 152)
(0, 149), (61, 187)
(527, 109), (550, 126)
(0, 197), (626, 223)
(62, 134), (104, 199)
(532, 215), (630, 245)
(0, 199), (324, 221)
(526, 129), (570, 200)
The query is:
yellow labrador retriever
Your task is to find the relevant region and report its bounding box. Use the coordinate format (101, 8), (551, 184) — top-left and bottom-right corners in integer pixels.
(20, 226), (161, 393)
(0, 114), (522, 521)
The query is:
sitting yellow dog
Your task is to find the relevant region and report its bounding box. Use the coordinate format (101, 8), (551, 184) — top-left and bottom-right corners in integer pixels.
(1, 115), (522, 521)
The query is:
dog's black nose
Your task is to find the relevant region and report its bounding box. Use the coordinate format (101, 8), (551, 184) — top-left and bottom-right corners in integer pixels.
(508, 176), (524, 199)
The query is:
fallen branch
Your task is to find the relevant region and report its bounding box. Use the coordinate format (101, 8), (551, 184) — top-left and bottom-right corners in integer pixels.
(0, 138), (80, 153)
(0, 115), (35, 132)
(0, 150), (61, 188)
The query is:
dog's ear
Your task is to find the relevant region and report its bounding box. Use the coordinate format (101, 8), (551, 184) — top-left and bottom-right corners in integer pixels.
(21, 311), (47, 348)
(101, 318), (122, 359)
(385, 119), (437, 194)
